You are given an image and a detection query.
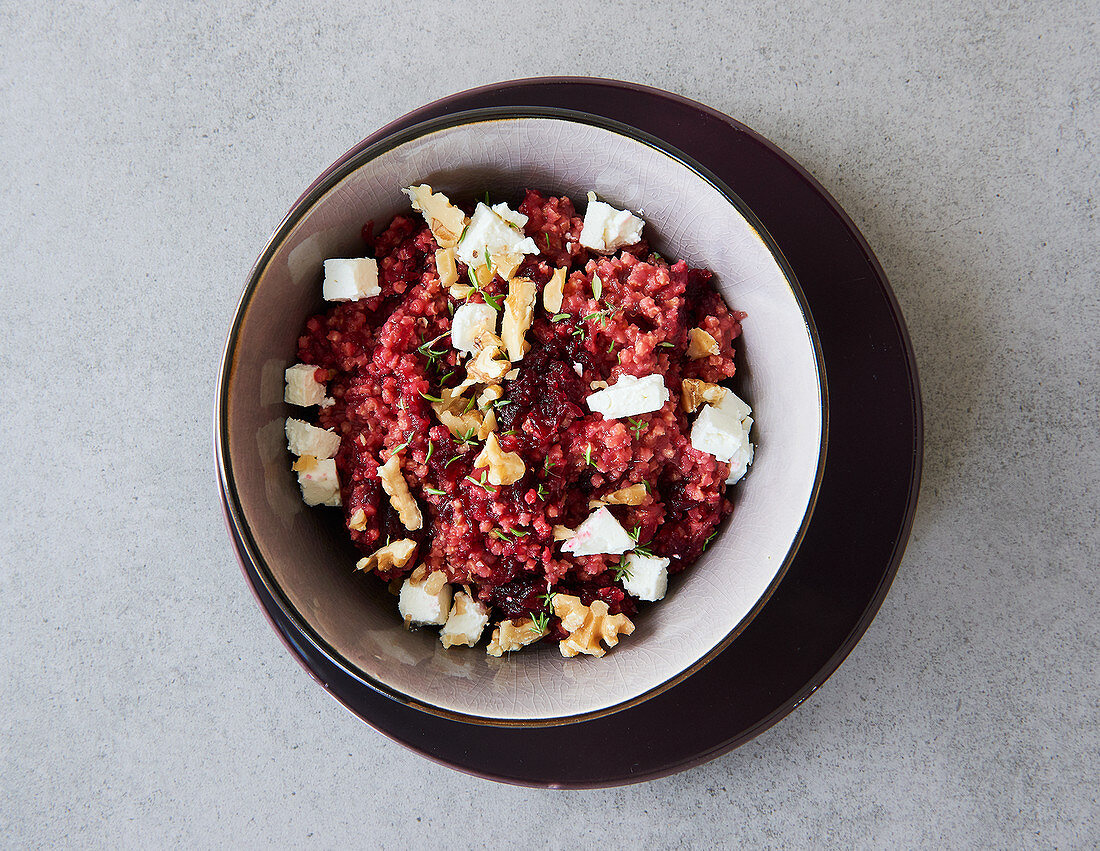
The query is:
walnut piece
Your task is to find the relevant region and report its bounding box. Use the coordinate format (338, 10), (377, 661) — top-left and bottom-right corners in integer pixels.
(589, 483), (648, 509)
(477, 384), (503, 410)
(552, 525), (576, 541)
(473, 432), (525, 486)
(486, 617), (546, 656)
(404, 184), (468, 248)
(435, 247), (458, 288)
(377, 453), (423, 530)
(552, 594), (635, 658)
(543, 267), (566, 313)
(465, 330), (511, 386)
(687, 327), (720, 359)
(476, 408), (498, 441)
(431, 386), (483, 438)
(440, 591), (490, 649)
(490, 250), (525, 281)
(502, 277), (536, 362)
(681, 378), (728, 412)
(348, 508), (367, 531)
(355, 538), (416, 573)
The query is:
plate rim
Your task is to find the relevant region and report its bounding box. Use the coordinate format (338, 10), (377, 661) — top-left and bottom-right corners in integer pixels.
(216, 77), (923, 787)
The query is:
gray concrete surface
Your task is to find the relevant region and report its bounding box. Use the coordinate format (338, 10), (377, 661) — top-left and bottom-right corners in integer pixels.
(2, 0), (1097, 847)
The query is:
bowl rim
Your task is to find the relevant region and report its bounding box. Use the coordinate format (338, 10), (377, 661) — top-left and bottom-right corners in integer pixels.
(214, 105), (830, 727)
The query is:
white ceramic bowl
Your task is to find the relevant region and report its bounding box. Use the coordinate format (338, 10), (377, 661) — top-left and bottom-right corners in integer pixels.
(216, 108), (826, 724)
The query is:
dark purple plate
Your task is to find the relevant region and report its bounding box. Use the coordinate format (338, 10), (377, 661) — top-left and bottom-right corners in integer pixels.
(218, 78), (922, 787)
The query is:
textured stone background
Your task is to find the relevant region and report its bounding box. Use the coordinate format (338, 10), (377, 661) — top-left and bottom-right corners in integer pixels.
(3, 1), (1097, 847)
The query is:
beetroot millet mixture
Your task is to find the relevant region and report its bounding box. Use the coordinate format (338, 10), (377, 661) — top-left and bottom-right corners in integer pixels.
(297, 189), (746, 641)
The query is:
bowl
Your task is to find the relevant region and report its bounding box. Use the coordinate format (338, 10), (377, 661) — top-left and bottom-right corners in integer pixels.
(215, 107), (826, 725)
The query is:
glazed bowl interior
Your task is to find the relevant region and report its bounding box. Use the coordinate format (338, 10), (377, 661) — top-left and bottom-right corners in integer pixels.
(220, 111), (824, 724)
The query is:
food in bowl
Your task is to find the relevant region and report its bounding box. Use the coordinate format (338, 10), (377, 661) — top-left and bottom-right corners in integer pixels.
(282, 185), (755, 658)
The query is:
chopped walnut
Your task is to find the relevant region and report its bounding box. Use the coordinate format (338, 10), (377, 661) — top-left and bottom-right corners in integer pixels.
(477, 384), (504, 410)
(404, 184), (468, 248)
(377, 453), (423, 530)
(552, 594), (635, 658)
(473, 432), (525, 486)
(435, 248), (458, 288)
(477, 408), (498, 441)
(590, 380), (609, 390)
(440, 592), (490, 649)
(486, 617), (546, 656)
(543, 267), (566, 313)
(355, 538), (416, 573)
(502, 277), (536, 361)
(687, 327), (720, 359)
(348, 508), (367, 531)
(423, 569), (448, 596)
(465, 330), (511, 385)
(490, 250), (525, 281)
(552, 525), (576, 541)
(589, 483), (648, 509)
(431, 386), (483, 438)
(449, 282), (475, 300)
(681, 378), (728, 412)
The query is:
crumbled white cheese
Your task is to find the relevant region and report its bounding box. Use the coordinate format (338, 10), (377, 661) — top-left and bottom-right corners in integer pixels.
(322, 258), (380, 301)
(586, 373), (669, 420)
(726, 425), (755, 484)
(562, 506), (635, 556)
(691, 390), (755, 481)
(293, 455), (341, 506)
(284, 364), (326, 406)
(321, 396), (336, 408)
(285, 418), (341, 459)
(491, 202), (528, 229)
(455, 202), (539, 269)
(621, 553), (670, 601)
(572, 362), (584, 377)
(579, 194), (644, 252)
(451, 302), (498, 354)
(399, 576), (452, 626)
(440, 592), (490, 648)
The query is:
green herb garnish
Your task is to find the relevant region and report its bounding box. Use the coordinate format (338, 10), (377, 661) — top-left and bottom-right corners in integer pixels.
(424, 487), (446, 496)
(657, 341), (674, 348)
(591, 275), (603, 300)
(425, 440), (434, 464)
(629, 526), (655, 558)
(529, 611), (550, 634)
(419, 390), (444, 403)
(551, 313), (570, 322)
(613, 555), (633, 582)
(628, 417), (647, 439)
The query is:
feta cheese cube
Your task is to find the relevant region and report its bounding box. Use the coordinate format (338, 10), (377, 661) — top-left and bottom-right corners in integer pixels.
(691, 390), (755, 481)
(579, 195), (644, 252)
(586, 373), (669, 420)
(284, 364), (326, 406)
(621, 553), (670, 601)
(455, 202), (539, 269)
(562, 506), (635, 556)
(399, 576), (453, 626)
(285, 418), (341, 459)
(727, 434), (755, 484)
(322, 257), (380, 301)
(440, 592), (490, 648)
(293, 455), (341, 506)
(450, 301), (498, 354)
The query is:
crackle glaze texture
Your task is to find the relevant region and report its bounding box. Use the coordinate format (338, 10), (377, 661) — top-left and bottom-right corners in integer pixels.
(226, 117), (823, 720)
